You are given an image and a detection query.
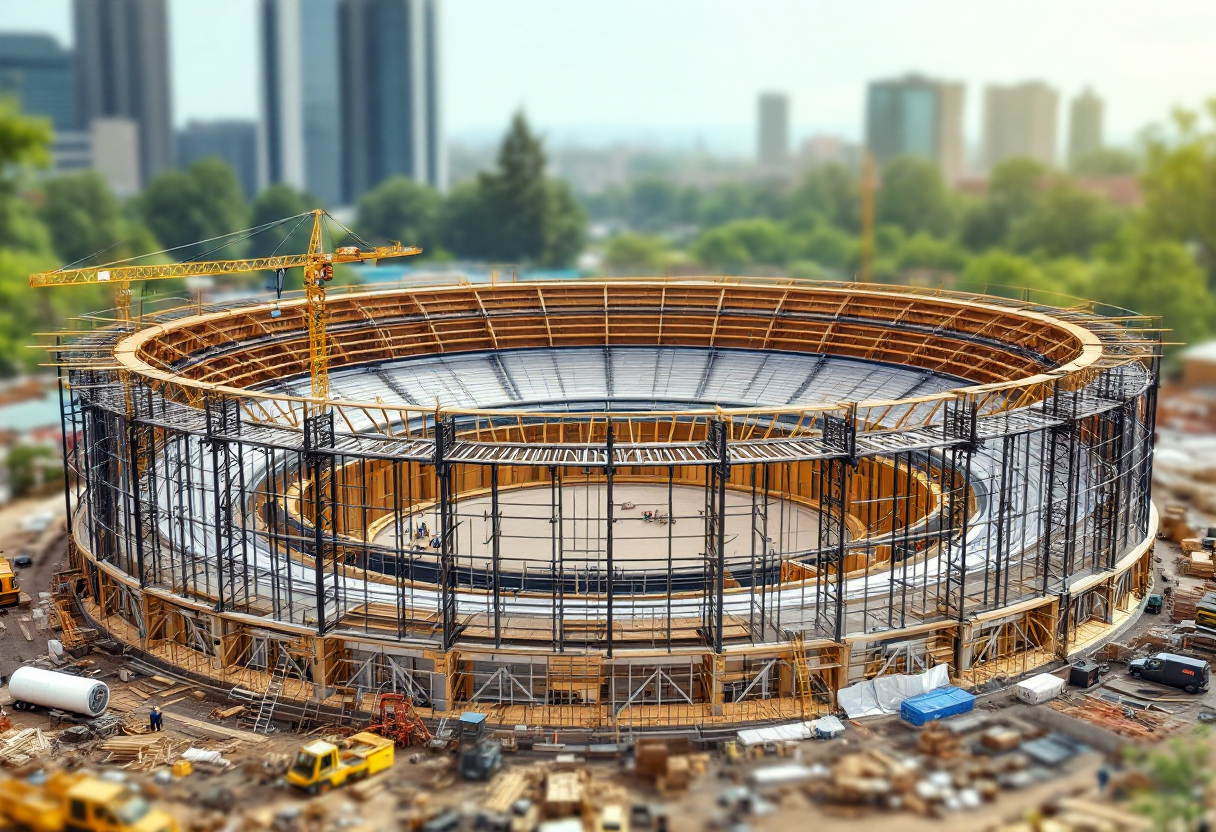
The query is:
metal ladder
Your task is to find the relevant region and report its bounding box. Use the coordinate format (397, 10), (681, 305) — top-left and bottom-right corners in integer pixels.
(245, 651), (290, 734)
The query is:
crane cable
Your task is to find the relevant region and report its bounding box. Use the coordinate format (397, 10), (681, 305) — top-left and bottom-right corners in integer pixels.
(51, 211), (315, 273)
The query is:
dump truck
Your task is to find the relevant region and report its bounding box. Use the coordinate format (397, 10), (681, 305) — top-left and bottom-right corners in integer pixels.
(286, 731), (395, 794)
(0, 558), (20, 607)
(0, 769), (178, 832)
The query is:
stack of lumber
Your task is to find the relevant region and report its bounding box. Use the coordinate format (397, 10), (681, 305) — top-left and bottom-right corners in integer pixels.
(1160, 504), (1192, 544)
(1169, 585), (1209, 623)
(1048, 697), (1182, 741)
(543, 770), (587, 817)
(483, 769), (537, 814)
(917, 722), (964, 758)
(0, 727), (51, 766)
(1179, 540), (1214, 578)
(98, 735), (182, 770)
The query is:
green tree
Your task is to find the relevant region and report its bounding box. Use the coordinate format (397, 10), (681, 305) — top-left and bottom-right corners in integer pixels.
(1139, 101), (1216, 286)
(1009, 180), (1123, 258)
(438, 180), (493, 260)
(960, 158), (1047, 252)
(896, 233), (968, 273)
(0, 98), (52, 255)
(1094, 233), (1216, 353)
(479, 112), (549, 261)
(876, 157), (956, 237)
(541, 181), (586, 268)
(603, 233), (670, 272)
(1126, 734), (1211, 831)
(138, 158), (249, 260)
(1070, 147), (1139, 177)
(37, 172), (157, 265)
(6, 444), (62, 497)
(788, 164), (860, 232)
(692, 219), (789, 269)
(475, 112), (585, 266)
(955, 250), (1053, 299)
(0, 96), (50, 170)
(626, 178), (681, 231)
(247, 183), (318, 259)
(693, 226), (751, 270)
(355, 177), (442, 254)
(799, 225), (857, 270)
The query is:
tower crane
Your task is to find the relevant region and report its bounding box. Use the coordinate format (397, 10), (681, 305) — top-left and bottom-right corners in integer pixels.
(28, 209), (420, 401)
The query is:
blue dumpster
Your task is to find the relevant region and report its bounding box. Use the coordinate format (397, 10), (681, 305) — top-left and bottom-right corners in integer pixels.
(900, 685), (976, 726)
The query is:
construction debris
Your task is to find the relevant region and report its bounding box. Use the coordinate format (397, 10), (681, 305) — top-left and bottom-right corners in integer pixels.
(0, 727), (51, 766)
(97, 735), (182, 770)
(1048, 697), (1184, 741)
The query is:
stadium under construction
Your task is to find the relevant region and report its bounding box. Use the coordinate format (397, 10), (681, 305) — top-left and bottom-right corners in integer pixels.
(54, 277), (1161, 730)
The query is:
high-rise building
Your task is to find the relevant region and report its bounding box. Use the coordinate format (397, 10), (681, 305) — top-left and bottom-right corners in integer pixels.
(0, 33), (76, 131)
(866, 74), (964, 185)
(259, 0), (343, 204)
(73, 0), (173, 185)
(1068, 88), (1104, 167)
(51, 118), (142, 196)
(339, 0), (445, 201)
(982, 81), (1059, 171)
(756, 92), (789, 174)
(178, 120), (261, 200)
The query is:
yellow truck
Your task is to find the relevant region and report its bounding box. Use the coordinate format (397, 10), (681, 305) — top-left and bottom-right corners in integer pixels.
(0, 769), (178, 832)
(286, 731), (395, 795)
(0, 558), (20, 607)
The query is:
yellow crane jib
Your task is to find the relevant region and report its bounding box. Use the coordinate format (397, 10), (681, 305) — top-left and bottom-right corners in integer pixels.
(28, 209), (421, 402)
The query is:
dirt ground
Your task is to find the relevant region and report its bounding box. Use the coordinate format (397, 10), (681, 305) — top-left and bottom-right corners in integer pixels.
(0, 489), (1198, 832)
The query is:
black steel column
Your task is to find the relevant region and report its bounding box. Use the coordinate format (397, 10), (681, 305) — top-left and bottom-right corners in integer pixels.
(126, 420), (147, 589)
(817, 412), (854, 643)
(305, 409), (336, 634)
(491, 464), (501, 648)
(943, 400), (978, 623)
(702, 419), (729, 653)
(605, 422), (615, 657)
(435, 416), (459, 649)
(55, 340), (74, 550)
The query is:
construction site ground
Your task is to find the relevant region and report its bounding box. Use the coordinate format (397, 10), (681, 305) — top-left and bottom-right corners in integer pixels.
(0, 491), (1212, 831)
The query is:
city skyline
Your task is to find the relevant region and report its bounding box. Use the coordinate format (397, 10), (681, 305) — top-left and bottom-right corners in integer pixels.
(1, 0), (1209, 156)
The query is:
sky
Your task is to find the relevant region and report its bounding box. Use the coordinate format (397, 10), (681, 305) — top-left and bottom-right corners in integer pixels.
(1, 0), (1211, 155)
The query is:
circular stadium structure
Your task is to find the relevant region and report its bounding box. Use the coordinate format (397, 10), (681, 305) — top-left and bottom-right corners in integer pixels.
(58, 278), (1160, 729)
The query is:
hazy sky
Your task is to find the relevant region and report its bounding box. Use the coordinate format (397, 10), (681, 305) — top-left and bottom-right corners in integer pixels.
(2, 0), (1210, 153)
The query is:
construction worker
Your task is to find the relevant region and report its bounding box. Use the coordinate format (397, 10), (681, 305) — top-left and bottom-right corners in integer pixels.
(148, 707), (163, 732)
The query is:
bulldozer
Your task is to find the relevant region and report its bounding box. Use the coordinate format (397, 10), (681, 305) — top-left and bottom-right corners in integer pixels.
(366, 693), (432, 748)
(457, 712), (502, 781)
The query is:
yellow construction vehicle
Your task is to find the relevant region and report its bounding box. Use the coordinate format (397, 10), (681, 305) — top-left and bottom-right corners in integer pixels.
(0, 768), (178, 832)
(286, 731), (395, 795)
(0, 558), (20, 607)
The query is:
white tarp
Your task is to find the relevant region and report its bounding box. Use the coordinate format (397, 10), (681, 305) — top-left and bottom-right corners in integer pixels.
(737, 720), (813, 746)
(736, 715), (849, 746)
(837, 664), (951, 719)
(1015, 672), (1066, 705)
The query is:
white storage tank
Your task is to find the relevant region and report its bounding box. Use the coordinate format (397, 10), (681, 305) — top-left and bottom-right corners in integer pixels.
(7, 666), (109, 717)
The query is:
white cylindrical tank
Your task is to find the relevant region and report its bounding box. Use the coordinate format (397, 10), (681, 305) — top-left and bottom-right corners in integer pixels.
(7, 666), (109, 717)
